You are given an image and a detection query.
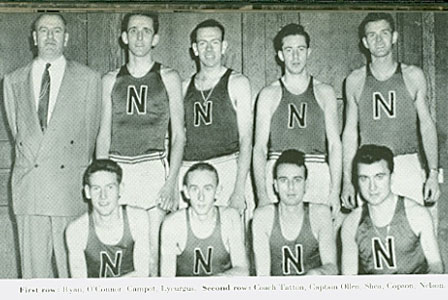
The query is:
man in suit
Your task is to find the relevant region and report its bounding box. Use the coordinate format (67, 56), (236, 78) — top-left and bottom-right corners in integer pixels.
(3, 13), (102, 278)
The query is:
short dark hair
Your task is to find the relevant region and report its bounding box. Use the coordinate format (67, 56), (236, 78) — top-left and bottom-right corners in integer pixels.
(183, 162), (219, 187)
(121, 13), (159, 34)
(83, 159), (123, 186)
(353, 144), (394, 179)
(33, 13), (67, 32)
(273, 149), (308, 180)
(274, 23), (310, 53)
(190, 19), (225, 44)
(359, 13), (395, 38)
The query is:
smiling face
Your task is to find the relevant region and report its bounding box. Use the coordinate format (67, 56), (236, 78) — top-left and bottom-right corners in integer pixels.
(84, 171), (122, 217)
(122, 15), (159, 58)
(33, 14), (69, 61)
(184, 169), (218, 216)
(357, 159), (392, 206)
(192, 26), (227, 68)
(362, 19), (397, 58)
(274, 163), (306, 206)
(278, 34), (310, 75)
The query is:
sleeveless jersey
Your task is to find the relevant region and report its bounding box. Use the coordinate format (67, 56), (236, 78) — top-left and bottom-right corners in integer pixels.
(269, 77), (327, 157)
(110, 63), (170, 157)
(358, 63), (419, 155)
(183, 69), (239, 161)
(269, 203), (321, 276)
(176, 208), (232, 276)
(355, 196), (428, 274)
(84, 206), (135, 278)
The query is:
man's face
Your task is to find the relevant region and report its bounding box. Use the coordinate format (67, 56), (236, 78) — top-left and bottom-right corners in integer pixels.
(192, 26), (227, 68)
(278, 34), (310, 75)
(33, 15), (68, 61)
(274, 163), (306, 206)
(122, 15), (159, 57)
(362, 19), (397, 58)
(357, 160), (392, 206)
(184, 169), (218, 216)
(84, 171), (121, 217)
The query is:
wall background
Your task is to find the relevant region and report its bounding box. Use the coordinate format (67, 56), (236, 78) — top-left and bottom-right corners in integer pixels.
(0, 10), (447, 278)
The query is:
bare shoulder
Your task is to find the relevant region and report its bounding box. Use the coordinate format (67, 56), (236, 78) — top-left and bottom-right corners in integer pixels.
(160, 65), (181, 81)
(229, 71), (250, 86)
(162, 209), (186, 231)
(341, 207), (362, 238)
(346, 66), (366, 87)
(258, 81), (282, 106)
(126, 207), (148, 225)
(401, 63), (425, 82)
(253, 205), (275, 226)
(309, 203), (332, 219)
(66, 213), (89, 246)
(221, 206), (240, 223)
(404, 197), (430, 218)
(102, 69), (119, 87)
(313, 80), (337, 106)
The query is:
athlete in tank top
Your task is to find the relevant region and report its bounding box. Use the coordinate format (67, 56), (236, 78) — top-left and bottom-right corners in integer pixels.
(269, 77), (326, 158)
(110, 63), (170, 157)
(176, 207), (232, 276)
(184, 68), (239, 161)
(84, 207), (135, 278)
(269, 203), (321, 276)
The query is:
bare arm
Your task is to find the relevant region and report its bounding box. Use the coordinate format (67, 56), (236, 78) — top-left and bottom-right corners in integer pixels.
(65, 216), (88, 278)
(316, 83), (342, 217)
(406, 67), (440, 203)
(341, 210), (361, 275)
(308, 205), (338, 275)
(160, 213), (183, 277)
(252, 206), (273, 276)
(228, 74), (253, 213)
(341, 71), (363, 209)
(219, 208), (249, 276)
(253, 86), (279, 206)
(160, 68), (186, 211)
(126, 208), (150, 277)
(3, 75), (17, 139)
(95, 72), (115, 159)
(406, 201), (443, 273)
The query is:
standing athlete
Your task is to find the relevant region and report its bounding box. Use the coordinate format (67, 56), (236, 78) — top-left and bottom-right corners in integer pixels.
(179, 19), (253, 216)
(341, 13), (440, 219)
(253, 24), (342, 218)
(341, 145), (442, 274)
(252, 150), (337, 276)
(161, 163), (248, 277)
(96, 13), (185, 276)
(66, 160), (150, 278)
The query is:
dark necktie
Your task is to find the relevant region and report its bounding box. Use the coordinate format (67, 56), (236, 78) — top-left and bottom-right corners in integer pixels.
(38, 63), (51, 132)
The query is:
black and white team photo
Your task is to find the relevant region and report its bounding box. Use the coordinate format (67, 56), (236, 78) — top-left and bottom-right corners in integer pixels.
(0, 8), (447, 279)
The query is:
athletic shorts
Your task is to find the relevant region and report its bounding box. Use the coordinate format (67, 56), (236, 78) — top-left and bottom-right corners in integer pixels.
(179, 152), (255, 220)
(266, 154), (331, 205)
(111, 152), (168, 210)
(391, 153), (425, 204)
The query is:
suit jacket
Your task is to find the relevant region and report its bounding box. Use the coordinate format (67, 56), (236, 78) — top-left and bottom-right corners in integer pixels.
(3, 59), (102, 217)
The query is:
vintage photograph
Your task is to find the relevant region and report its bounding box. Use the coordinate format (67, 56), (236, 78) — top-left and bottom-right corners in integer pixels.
(0, 4), (447, 294)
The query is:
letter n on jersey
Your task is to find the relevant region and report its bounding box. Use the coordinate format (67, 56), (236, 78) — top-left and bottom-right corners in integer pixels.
(288, 103), (307, 129)
(372, 236), (397, 270)
(100, 250), (123, 277)
(194, 246), (213, 275)
(127, 85), (148, 115)
(194, 101), (213, 127)
(373, 91), (396, 120)
(282, 245), (304, 275)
